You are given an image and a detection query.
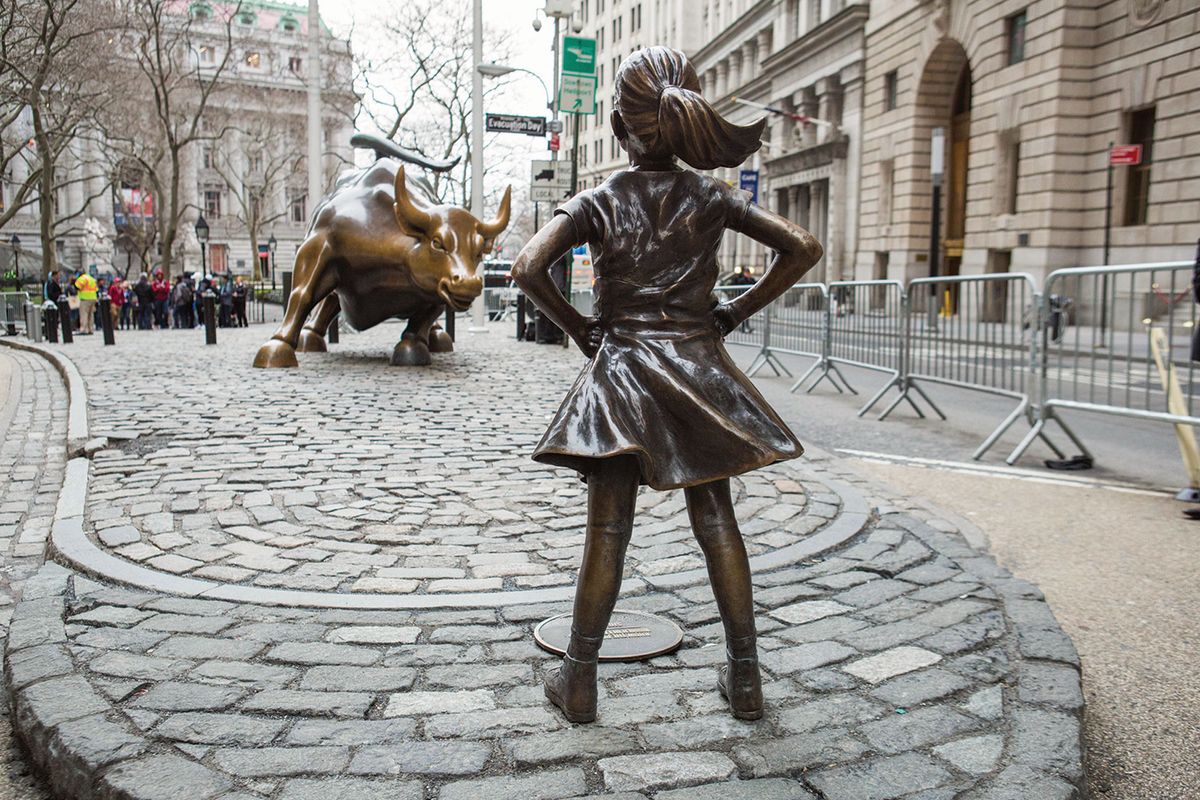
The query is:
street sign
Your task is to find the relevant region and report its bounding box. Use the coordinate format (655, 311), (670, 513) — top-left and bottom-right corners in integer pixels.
(1110, 144), (1143, 165)
(559, 74), (597, 115)
(530, 160), (572, 203)
(562, 36), (596, 75)
(548, 132), (561, 151)
(486, 113), (547, 137)
(739, 169), (760, 204)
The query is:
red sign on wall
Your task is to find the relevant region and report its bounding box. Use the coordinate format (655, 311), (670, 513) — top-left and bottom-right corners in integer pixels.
(1110, 144), (1143, 166)
(548, 132), (561, 152)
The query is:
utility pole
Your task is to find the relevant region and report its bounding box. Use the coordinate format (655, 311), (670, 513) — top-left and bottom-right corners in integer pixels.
(469, 0), (486, 332)
(306, 0), (321, 215)
(928, 127), (945, 329)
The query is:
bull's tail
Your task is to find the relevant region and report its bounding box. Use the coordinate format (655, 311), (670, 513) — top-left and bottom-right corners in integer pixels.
(350, 133), (460, 174)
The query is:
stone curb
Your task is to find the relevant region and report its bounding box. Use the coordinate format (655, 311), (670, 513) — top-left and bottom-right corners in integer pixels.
(0, 337), (89, 455)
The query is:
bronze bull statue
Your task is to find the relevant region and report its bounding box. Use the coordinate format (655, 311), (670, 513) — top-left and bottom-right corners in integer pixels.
(253, 135), (512, 368)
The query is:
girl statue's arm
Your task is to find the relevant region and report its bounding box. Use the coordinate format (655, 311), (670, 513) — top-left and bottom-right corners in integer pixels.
(512, 214), (602, 356)
(714, 205), (823, 335)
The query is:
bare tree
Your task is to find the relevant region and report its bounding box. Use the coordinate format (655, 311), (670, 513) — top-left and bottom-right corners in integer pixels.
(102, 0), (242, 277)
(208, 113), (304, 280)
(352, 0), (519, 208)
(0, 0), (122, 275)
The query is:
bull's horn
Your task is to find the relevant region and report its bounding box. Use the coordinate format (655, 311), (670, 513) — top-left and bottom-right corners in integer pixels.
(393, 166), (434, 233)
(476, 186), (512, 238)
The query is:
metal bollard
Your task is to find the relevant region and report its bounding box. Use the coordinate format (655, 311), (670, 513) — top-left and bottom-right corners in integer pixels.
(203, 290), (217, 345)
(56, 298), (73, 343)
(42, 300), (59, 343)
(516, 294), (526, 340)
(99, 294), (116, 345)
(25, 302), (43, 343)
(327, 314), (339, 344)
(444, 306), (455, 341)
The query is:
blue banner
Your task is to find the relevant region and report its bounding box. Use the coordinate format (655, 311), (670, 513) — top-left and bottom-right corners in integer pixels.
(739, 169), (759, 204)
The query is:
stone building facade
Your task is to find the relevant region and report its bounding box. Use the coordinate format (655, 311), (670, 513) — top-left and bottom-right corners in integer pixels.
(856, 0), (1199, 288)
(0, 0), (354, 279)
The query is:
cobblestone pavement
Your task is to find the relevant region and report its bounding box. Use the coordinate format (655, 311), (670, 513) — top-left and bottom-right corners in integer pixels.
(0, 349), (62, 800)
(2, 327), (1085, 799)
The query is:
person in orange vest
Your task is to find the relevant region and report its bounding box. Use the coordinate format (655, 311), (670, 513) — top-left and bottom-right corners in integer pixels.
(74, 271), (98, 334)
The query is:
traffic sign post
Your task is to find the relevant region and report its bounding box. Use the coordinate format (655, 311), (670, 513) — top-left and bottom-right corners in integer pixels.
(530, 160), (571, 203)
(1100, 142), (1144, 344)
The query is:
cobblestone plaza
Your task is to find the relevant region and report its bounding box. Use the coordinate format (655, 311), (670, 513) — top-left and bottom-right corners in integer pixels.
(0, 326), (1084, 799)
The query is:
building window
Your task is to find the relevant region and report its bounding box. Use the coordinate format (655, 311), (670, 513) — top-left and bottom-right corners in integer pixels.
(203, 189), (222, 218)
(880, 160), (894, 226)
(198, 45), (214, 64)
(1006, 11), (1027, 66)
(884, 70), (898, 111)
(288, 56), (302, 73)
(290, 192), (307, 223)
(244, 51), (261, 69)
(1123, 106), (1155, 226)
(279, 15), (299, 33)
(1006, 139), (1020, 214)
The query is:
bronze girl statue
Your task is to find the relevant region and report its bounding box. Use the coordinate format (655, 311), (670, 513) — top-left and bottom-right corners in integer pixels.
(512, 46), (822, 723)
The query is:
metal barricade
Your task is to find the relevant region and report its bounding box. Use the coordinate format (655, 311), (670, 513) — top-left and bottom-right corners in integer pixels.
(713, 284), (773, 375)
(1008, 260), (1195, 465)
(1, 291), (31, 334)
(802, 280), (905, 411)
(888, 273), (1039, 459)
(760, 282), (826, 383)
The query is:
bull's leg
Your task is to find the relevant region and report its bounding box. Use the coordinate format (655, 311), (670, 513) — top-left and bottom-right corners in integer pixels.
(253, 239), (336, 368)
(298, 295), (341, 352)
(391, 304), (444, 366)
(426, 308), (453, 354)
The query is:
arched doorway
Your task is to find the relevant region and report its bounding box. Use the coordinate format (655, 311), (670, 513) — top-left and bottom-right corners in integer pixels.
(915, 40), (972, 288)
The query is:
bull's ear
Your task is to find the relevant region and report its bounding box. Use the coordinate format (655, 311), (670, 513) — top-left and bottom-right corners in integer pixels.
(393, 166), (434, 234)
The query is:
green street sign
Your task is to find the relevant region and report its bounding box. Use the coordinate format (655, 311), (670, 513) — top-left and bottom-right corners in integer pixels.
(559, 74), (597, 115)
(562, 36), (596, 76)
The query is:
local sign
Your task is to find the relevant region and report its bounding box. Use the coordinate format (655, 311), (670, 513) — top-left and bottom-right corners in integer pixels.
(486, 113), (547, 137)
(1110, 144), (1143, 166)
(530, 159), (572, 203)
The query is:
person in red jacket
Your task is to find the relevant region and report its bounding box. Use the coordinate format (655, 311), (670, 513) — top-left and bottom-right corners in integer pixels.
(151, 270), (171, 329)
(107, 279), (124, 330)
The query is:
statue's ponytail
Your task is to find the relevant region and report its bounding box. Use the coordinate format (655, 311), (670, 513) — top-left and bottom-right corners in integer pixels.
(615, 47), (763, 170)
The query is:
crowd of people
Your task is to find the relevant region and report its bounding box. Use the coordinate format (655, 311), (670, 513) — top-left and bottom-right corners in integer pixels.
(44, 269), (253, 334)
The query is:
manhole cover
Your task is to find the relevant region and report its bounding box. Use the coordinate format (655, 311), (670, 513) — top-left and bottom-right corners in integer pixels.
(533, 609), (684, 662)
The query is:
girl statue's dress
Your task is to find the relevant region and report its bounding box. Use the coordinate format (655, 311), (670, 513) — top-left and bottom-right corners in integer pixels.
(534, 168), (802, 489)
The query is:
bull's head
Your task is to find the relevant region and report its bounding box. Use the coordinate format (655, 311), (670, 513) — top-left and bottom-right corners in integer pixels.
(393, 167), (512, 311)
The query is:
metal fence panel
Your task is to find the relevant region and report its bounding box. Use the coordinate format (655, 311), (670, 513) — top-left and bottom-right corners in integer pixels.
(1, 292), (30, 333)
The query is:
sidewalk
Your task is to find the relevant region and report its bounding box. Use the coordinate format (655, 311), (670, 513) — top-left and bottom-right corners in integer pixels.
(0, 325), (1084, 799)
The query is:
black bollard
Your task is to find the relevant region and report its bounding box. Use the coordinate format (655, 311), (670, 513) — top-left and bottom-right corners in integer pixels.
(56, 298), (73, 343)
(99, 294), (115, 345)
(444, 306), (455, 342)
(327, 314), (339, 344)
(203, 290), (217, 345)
(516, 294), (526, 340)
(42, 301), (59, 343)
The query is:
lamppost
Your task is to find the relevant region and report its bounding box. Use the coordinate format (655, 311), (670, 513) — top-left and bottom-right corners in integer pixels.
(267, 233), (277, 290)
(195, 215), (209, 275)
(928, 127), (945, 329)
(9, 235), (20, 288)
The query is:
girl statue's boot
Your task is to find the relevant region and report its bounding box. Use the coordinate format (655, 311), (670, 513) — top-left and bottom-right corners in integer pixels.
(717, 634), (763, 720)
(544, 629), (603, 723)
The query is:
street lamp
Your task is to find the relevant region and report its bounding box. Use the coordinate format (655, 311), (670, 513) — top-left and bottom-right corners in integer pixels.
(9, 235), (20, 286)
(267, 233), (277, 290)
(195, 214), (209, 275)
(477, 63), (553, 111)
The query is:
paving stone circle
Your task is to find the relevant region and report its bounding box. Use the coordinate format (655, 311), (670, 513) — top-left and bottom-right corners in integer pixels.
(0, 328), (1086, 800)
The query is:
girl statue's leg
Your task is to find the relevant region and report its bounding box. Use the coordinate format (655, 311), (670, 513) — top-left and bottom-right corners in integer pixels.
(544, 455), (639, 723)
(685, 478), (763, 720)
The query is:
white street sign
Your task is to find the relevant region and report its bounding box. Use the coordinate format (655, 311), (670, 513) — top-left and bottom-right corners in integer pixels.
(559, 74), (597, 115)
(530, 160), (573, 203)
